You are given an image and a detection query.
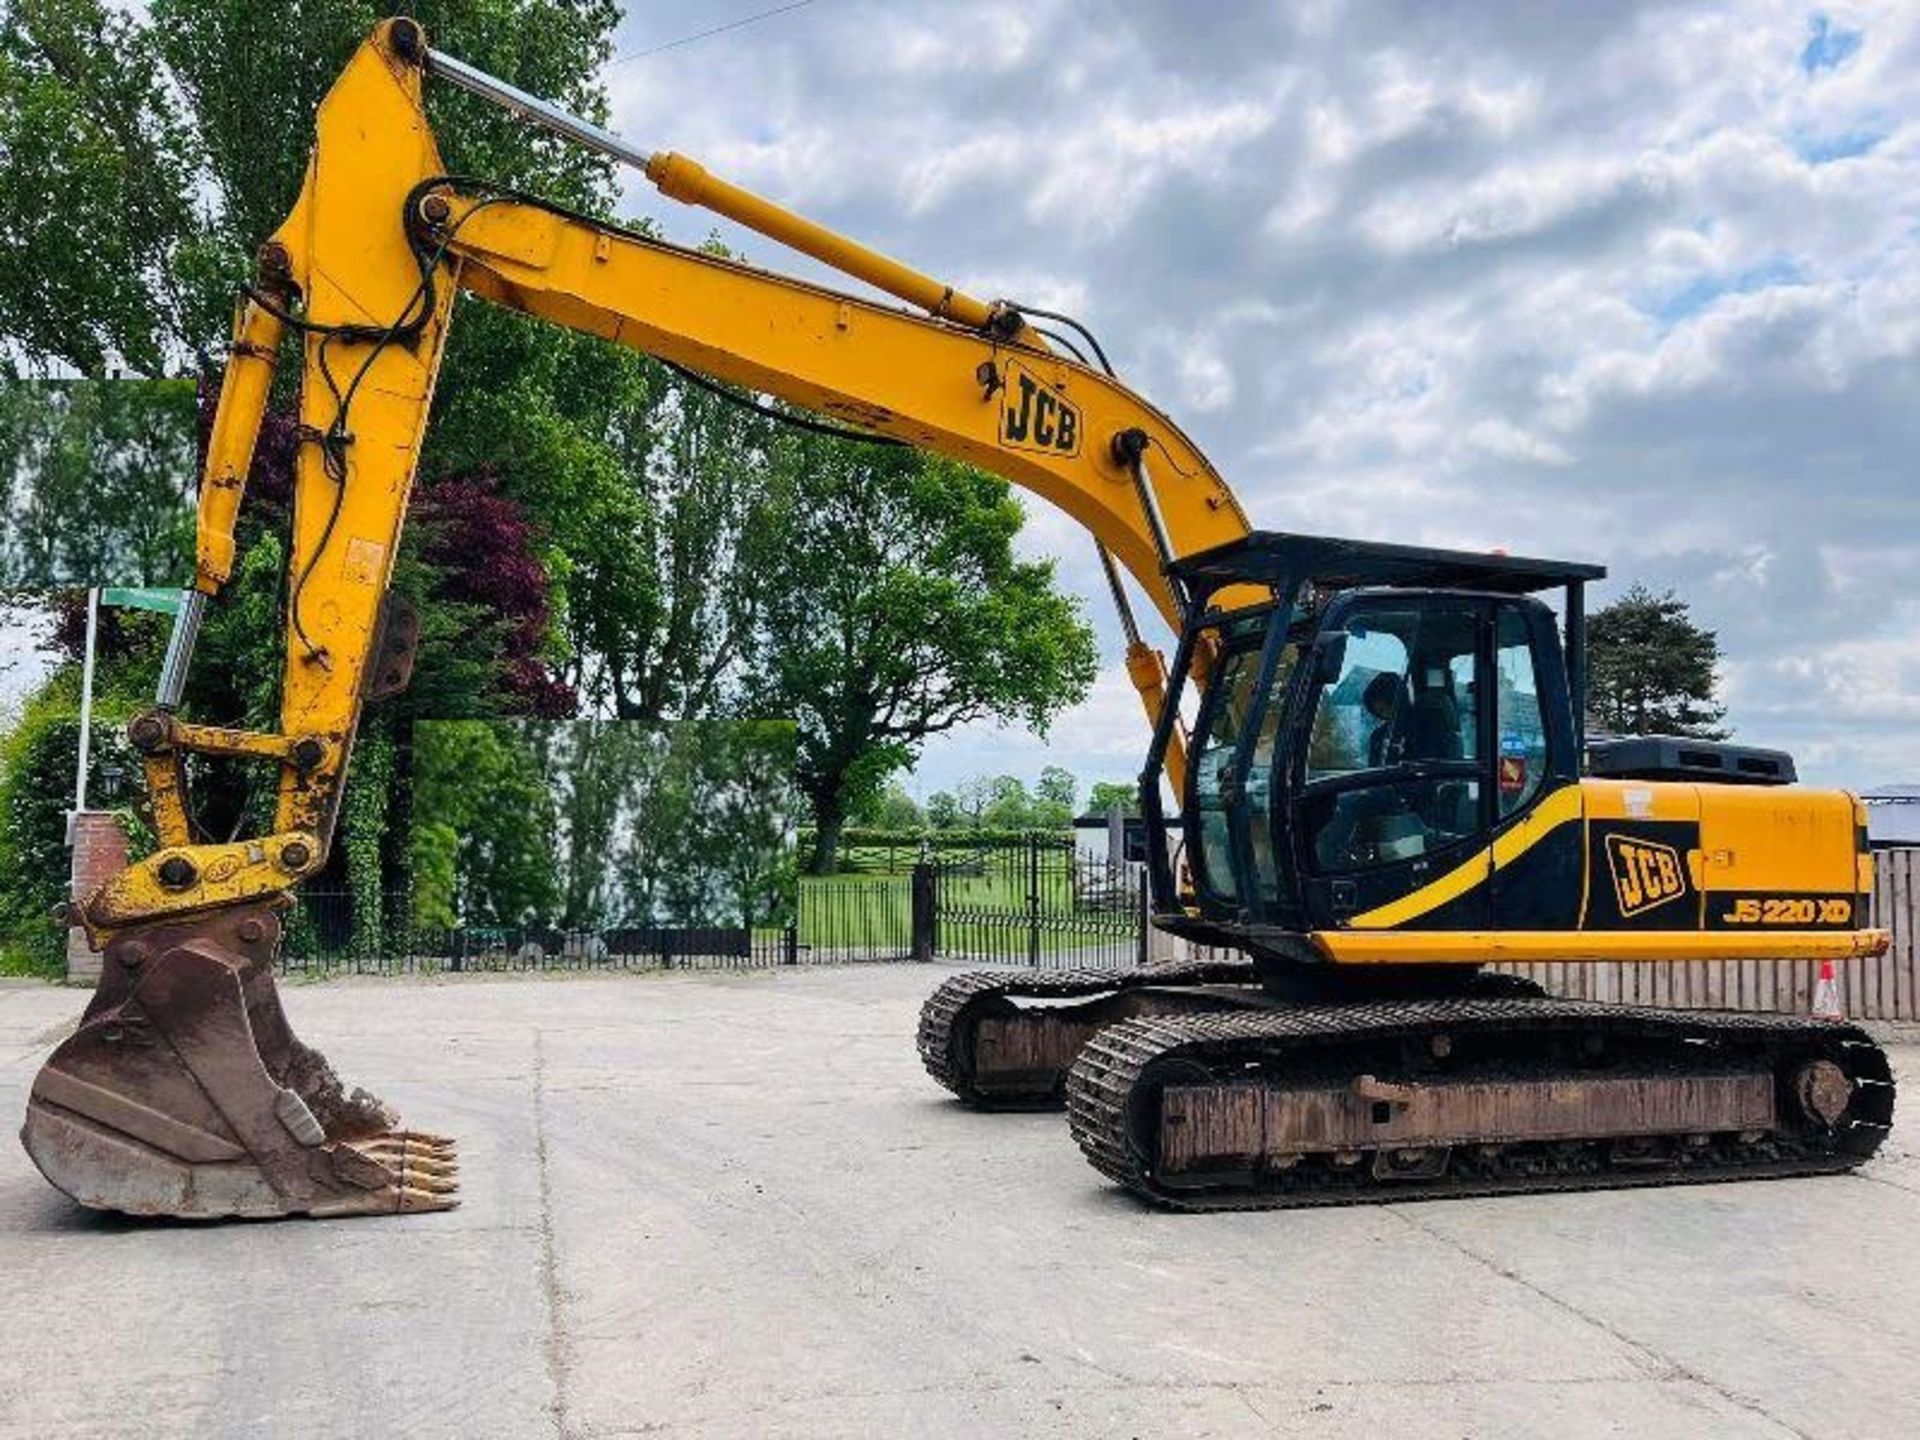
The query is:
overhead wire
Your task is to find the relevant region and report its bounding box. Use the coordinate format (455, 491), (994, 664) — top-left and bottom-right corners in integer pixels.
(606, 0), (823, 68)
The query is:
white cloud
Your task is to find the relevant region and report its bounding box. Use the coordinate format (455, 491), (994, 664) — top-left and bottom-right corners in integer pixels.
(604, 0), (1920, 787)
(1022, 95), (1280, 239)
(0, 598), (59, 726)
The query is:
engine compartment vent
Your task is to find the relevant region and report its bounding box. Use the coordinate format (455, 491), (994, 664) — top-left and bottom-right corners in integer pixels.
(1586, 735), (1796, 787)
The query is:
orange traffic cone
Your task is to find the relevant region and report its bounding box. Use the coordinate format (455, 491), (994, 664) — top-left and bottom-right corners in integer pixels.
(1812, 959), (1845, 1021)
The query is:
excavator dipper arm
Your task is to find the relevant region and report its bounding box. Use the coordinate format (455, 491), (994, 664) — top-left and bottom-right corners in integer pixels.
(86, 18), (1254, 941)
(25, 18), (1249, 1219)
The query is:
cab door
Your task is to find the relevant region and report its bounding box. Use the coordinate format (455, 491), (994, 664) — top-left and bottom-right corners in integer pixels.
(1288, 594), (1492, 931)
(1484, 599), (1586, 930)
(1184, 605), (1304, 922)
(1185, 617), (1268, 916)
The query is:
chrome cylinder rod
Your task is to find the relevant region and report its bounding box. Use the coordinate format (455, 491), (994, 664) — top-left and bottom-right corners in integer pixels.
(155, 590), (208, 712)
(421, 42), (1002, 331)
(1096, 543), (1144, 648)
(425, 48), (653, 171)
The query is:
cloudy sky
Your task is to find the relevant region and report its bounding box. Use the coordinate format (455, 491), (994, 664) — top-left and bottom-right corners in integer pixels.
(0, 598), (57, 728)
(595, 0), (1918, 800)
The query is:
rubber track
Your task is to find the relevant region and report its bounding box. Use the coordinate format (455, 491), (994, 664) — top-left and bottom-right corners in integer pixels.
(1065, 998), (1895, 1211)
(916, 958), (1260, 1105)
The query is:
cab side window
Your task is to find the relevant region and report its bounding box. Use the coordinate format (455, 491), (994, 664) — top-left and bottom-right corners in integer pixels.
(1495, 606), (1547, 817)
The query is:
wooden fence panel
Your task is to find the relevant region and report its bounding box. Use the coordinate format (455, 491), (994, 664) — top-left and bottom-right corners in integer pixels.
(1495, 848), (1919, 1020)
(1890, 850), (1916, 1020)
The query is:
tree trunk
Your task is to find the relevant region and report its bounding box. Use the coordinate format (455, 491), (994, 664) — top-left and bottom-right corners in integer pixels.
(808, 792), (847, 876)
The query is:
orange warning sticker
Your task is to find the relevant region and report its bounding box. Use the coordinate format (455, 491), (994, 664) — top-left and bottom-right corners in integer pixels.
(1498, 755), (1528, 793)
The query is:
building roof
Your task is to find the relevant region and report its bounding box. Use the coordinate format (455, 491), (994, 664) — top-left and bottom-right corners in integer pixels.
(1863, 785), (1920, 846)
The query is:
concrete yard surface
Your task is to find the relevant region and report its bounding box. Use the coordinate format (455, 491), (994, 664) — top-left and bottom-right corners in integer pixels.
(2, 965), (1917, 1439)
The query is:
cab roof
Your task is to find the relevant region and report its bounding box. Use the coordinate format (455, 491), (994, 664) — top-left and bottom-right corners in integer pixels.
(1169, 531), (1606, 598)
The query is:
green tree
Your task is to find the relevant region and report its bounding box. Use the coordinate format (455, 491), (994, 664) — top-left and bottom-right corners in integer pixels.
(664, 722), (798, 928)
(408, 719), (558, 929)
(0, 0), (612, 703)
(467, 345), (787, 723)
(575, 720), (797, 929)
(412, 718), (797, 931)
(542, 718), (657, 928)
(952, 776), (994, 827)
(981, 776), (1032, 830)
(0, 379), (197, 585)
(4, 0), (621, 374)
(0, 596), (151, 974)
(931, 769), (1077, 831)
(150, 1), (777, 736)
(1587, 583), (1729, 739)
(1032, 765), (1077, 828)
(0, 0), (202, 376)
(149, 4), (770, 731)
(749, 436), (1098, 873)
(852, 781), (924, 831)
(1087, 780), (1138, 818)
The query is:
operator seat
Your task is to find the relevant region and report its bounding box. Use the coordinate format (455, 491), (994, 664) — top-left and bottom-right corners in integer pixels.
(1406, 664), (1478, 836)
(1407, 669), (1462, 761)
(1364, 672), (1408, 768)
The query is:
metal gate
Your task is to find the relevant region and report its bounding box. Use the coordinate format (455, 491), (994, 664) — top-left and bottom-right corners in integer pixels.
(924, 837), (1147, 969)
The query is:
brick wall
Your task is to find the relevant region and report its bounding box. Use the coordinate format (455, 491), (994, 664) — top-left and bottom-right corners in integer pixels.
(65, 811), (128, 984)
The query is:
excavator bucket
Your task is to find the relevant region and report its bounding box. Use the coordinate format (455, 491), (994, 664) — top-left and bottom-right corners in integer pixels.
(21, 903), (456, 1220)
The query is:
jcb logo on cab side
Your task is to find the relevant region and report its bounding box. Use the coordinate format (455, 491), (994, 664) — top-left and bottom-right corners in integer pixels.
(1605, 835), (1689, 918)
(998, 359), (1081, 457)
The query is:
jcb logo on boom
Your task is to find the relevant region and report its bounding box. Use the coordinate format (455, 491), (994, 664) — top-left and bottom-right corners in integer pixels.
(1605, 835), (1689, 918)
(998, 359), (1082, 458)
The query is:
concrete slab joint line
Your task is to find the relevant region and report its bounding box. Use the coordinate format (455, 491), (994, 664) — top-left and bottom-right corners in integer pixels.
(535, 1028), (575, 1440)
(1386, 1208), (1818, 1440)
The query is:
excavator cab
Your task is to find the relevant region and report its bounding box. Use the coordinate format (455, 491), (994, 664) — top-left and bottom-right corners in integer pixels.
(1141, 533), (1604, 963)
(925, 534), (1895, 1200)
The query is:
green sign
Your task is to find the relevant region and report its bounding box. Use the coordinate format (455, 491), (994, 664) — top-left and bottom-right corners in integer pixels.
(101, 587), (185, 616)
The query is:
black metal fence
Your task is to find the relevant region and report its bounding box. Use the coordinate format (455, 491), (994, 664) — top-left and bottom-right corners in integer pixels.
(923, 839), (1148, 970)
(793, 876), (918, 964)
(277, 844), (1920, 1021)
(279, 838), (1161, 976)
(281, 885), (916, 975)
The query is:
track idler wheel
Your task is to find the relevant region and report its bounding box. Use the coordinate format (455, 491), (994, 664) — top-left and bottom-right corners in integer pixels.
(1793, 1059), (1855, 1127)
(19, 905), (458, 1220)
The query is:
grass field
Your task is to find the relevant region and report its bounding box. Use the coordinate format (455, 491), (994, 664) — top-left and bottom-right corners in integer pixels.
(797, 860), (1140, 958)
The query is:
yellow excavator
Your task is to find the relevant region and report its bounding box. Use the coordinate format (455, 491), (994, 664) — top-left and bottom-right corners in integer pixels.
(22, 19), (1893, 1218)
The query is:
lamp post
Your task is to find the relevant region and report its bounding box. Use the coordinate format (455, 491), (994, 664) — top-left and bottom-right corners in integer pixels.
(65, 588), (99, 846)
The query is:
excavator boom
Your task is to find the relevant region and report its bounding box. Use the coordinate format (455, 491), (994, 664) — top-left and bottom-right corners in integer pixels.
(23, 18), (1249, 1220)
